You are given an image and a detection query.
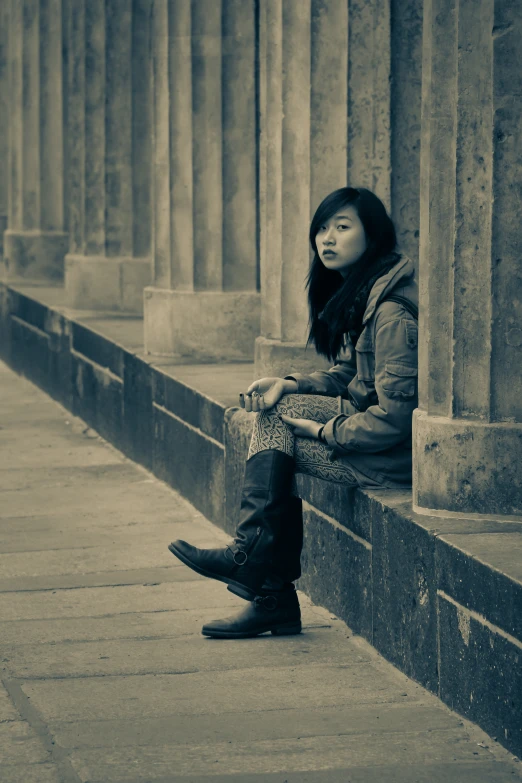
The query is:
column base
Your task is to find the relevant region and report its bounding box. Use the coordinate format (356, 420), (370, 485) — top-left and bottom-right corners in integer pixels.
(3, 230), (68, 280)
(254, 336), (331, 378)
(65, 255), (152, 314)
(413, 409), (522, 516)
(144, 288), (261, 360)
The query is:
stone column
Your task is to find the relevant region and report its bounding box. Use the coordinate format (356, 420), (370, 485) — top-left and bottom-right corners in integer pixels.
(64, 0), (152, 314)
(3, 0), (68, 280)
(413, 0), (522, 516)
(255, 0), (391, 377)
(144, 0), (260, 360)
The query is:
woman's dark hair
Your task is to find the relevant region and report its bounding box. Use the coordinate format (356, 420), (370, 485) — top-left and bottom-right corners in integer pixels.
(305, 187), (398, 361)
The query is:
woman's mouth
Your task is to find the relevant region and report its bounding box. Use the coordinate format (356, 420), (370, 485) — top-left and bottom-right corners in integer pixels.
(323, 251), (337, 258)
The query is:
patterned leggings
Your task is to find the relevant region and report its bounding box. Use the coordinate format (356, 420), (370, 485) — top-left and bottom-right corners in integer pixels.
(247, 394), (384, 489)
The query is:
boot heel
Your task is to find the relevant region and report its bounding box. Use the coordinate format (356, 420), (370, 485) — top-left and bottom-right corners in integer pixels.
(227, 583), (257, 602)
(271, 621), (302, 636)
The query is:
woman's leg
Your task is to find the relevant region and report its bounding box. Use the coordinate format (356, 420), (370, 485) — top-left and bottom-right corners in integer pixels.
(249, 393), (384, 489)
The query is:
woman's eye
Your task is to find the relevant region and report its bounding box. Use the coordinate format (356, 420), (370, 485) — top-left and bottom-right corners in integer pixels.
(338, 224), (349, 230)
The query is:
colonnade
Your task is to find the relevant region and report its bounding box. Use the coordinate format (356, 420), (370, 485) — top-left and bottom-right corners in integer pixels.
(1, 0), (521, 516)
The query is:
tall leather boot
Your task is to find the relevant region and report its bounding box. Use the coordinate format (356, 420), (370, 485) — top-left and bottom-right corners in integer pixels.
(168, 449), (299, 601)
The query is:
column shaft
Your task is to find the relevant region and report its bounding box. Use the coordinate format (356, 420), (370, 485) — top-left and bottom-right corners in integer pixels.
(64, 0), (152, 313)
(222, 0), (257, 291)
(192, 0), (223, 291)
(145, 0), (260, 360)
(168, 0), (193, 291)
(255, 0), (390, 377)
(4, 0), (68, 279)
(414, 0), (522, 516)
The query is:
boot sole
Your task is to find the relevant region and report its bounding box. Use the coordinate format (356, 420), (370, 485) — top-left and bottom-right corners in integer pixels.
(168, 543), (258, 601)
(201, 621), (302, 639)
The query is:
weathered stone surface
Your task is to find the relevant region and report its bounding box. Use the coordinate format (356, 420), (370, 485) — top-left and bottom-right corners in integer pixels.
(123, 352), (153, 469)
(0, 765), (62, 783)
(224, 407), (253, 535)
(413, 411), (522, 516)
(298, 502), (372, 640)
(254, 335), (330, 379)
(372, 505), (438, 692)
(50, 701), (457, 750)
(65, 256), (151, 314)
(68, 731), (494, 781)
(152, 403), (225, 526)
(151, 366), (225, 445)
(438, 591), (522, 758)
(71, 352), (124, 450)
(0, 682), (19, 722)
(436, 532), (522, 642)
(0, 721), (50, 766)
(144, 288), (261, 361)
(2, 624), (359, 681)
(21, 664), (412, 722)
(390, 0), (423, 262)
(416, 0), (522, 515)
(4, 231), (68, 280)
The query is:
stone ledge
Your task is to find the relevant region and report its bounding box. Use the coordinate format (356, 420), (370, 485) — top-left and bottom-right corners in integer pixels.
(0, 280), (521, 758)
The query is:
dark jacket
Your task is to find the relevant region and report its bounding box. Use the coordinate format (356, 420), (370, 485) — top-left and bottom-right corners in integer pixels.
(287, 254), (418, 487)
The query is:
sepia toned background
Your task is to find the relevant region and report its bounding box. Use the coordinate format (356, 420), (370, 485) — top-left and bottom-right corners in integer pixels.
(0, 0), (521, 766)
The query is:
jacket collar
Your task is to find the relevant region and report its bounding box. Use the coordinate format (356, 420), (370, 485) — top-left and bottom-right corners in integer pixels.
(362, 254), (417, 326)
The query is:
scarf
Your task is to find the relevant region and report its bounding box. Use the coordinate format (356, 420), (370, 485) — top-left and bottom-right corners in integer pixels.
(319, 251), (401, 349)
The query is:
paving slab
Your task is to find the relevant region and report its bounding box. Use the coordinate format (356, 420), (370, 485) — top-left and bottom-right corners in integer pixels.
(0, 359), (521, 783)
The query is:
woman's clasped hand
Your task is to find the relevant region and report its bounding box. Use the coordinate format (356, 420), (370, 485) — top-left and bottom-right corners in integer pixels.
(239, 377), (293, 411)
(239, 377), (323, 440)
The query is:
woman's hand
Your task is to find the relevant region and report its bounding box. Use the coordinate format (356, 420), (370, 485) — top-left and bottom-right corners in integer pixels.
(279, 415), (323, 440)
(239, 377), (297, 412)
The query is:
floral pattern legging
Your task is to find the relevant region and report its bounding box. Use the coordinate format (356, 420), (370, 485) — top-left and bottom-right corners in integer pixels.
(247, 394), (384, 489)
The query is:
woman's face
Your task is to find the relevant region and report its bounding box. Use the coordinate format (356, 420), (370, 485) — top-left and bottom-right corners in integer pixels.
(316, 205), (367, 278)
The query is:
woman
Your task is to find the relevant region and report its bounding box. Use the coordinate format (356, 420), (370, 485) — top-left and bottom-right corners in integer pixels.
(169, 187), (418, 639)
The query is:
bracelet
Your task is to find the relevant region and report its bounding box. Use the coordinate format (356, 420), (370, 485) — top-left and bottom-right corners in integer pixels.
(317, 426), (326, 444)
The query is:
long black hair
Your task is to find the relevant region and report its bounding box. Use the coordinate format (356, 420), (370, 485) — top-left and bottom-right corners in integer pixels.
(305, 187), (398, 361)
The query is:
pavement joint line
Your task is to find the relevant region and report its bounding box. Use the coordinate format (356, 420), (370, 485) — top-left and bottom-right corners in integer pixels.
(0, 676), (82, 783)
(4, 660), (376, 683)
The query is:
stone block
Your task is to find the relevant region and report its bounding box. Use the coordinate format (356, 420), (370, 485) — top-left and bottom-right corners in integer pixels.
(436, 533), (522, 643)
(296, 474), (369, 542)
(71, 321), (125, 378)
(71, 353), (124, 450)
(298, 502), (373, 639)
(223, 407), (253, 535)
(65, 255), (151, 314)
(413, 409), (522, 515)
(3, 229), (68, 280)
(151, 367), (225, 445)
(372, 504), (438, 692)
(123, 352), (153, 469)
(144, 287), (261, 360)
(152, 404), (225, 526)
(9, 314), (51, 393)
(254, 335), (331, 379)
(438, 591), (522, 759)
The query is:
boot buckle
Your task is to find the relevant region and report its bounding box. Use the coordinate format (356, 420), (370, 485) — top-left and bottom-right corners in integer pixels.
(232, 549), (248, 566)
(255, 594), (278, 611)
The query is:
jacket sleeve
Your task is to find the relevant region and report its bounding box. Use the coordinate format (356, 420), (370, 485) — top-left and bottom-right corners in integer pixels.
(321, 314), (418, 454)
(284, 340), (357, 396)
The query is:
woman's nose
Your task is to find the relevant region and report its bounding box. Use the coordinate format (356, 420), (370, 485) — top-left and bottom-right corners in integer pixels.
(323, 230), (334, 245)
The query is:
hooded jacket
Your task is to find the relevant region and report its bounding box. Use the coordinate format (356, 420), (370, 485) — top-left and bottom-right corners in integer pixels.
(286, 253), (418, 487)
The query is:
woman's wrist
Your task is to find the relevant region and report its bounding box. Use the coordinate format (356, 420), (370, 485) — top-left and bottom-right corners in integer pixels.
(317, 425), (326, 443)
(282, 378), (299, 394)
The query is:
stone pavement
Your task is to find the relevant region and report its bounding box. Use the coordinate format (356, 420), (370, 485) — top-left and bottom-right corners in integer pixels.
(0, 359), (520, 783)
